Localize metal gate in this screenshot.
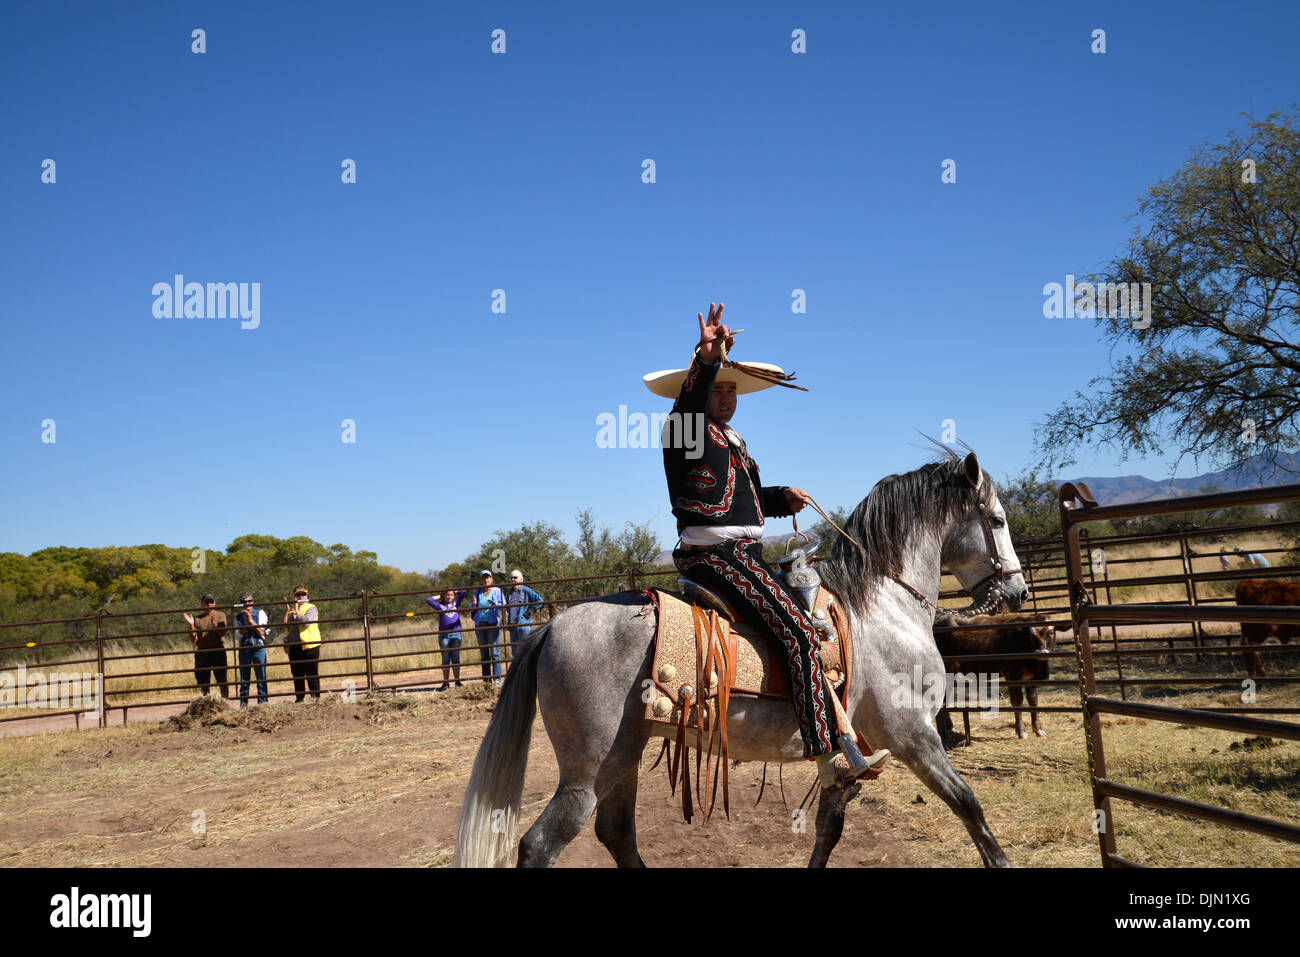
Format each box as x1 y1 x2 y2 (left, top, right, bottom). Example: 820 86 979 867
1058 481 1300 866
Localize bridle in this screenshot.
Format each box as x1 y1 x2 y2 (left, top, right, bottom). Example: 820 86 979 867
807 478 1023 617
955 483 1025 616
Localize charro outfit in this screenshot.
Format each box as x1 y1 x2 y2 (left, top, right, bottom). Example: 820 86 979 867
663 352 834 758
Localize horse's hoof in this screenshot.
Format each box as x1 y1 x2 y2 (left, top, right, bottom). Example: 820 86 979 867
829 781 862 812
1017 731 1029 739
1035 729 1047 737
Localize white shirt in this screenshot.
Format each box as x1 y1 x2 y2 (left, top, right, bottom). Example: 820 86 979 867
680 523 766 546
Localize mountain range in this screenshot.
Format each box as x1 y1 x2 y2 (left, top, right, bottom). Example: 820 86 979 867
1060 452 1300 506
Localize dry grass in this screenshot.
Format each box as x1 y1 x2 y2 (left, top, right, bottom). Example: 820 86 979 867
2 675 1297 867
857 675 1300 867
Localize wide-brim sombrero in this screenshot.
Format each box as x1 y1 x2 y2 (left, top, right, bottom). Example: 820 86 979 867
642 361 789 398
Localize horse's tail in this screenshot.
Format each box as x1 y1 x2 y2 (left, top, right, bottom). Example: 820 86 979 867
453 622 550 867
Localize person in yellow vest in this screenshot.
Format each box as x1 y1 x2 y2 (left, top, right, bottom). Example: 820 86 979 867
282 585 322 701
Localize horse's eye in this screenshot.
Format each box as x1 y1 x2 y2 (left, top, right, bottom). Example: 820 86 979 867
991 516 1005 528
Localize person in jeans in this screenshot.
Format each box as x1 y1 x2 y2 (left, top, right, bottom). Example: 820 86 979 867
503 570 544 663
282 585 322 701
233 591 269 706
183 594 229 698
425 588 466 690
467 571 505 685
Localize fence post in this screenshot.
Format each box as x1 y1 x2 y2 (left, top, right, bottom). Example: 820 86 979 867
1024 550 1039 612
1059 492 1117 865
1097 548 1126 700
627 570 637 593
94 609 107 729
361 591 375 696
1179 532 1205 663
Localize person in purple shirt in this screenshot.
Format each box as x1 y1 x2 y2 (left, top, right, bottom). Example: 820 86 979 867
425 588 467 690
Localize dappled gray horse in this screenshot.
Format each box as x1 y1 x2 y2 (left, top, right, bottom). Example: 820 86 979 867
454 452 1028 867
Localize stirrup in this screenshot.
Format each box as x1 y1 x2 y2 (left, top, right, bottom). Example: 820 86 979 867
817 738 890 790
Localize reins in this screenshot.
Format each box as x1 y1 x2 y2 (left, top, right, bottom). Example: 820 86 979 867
798 486 1023 617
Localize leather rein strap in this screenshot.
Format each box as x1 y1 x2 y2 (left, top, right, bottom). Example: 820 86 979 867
804 487 1021 615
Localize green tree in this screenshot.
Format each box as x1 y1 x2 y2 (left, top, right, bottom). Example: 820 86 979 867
1037 109 1300 475
998 472 1064 544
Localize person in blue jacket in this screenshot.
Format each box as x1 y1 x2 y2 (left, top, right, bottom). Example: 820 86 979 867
467 571 506 685
503 570 545 662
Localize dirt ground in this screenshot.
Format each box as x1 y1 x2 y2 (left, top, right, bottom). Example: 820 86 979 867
0 688 927 868
3 676 1296 868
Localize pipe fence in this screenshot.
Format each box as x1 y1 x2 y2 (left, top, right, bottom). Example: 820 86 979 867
3 516 1297 741
1056 481 1300 867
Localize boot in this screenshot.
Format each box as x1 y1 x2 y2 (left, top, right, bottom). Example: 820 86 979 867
816 743 890 790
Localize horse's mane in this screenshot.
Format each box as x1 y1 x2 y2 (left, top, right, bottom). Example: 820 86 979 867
819 457 991 613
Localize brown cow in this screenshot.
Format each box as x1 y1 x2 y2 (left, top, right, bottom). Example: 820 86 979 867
1234 578 1300 678
932 612 1060 743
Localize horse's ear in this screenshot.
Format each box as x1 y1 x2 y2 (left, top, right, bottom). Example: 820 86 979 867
963 451 982 490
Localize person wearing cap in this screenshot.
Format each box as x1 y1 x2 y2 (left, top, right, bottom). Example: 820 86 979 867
182 594 230 699
282 586 322 701
644 302 887 790
503 570 545 661
467 571 506 685
1235 546 1271 568
233 592 270 706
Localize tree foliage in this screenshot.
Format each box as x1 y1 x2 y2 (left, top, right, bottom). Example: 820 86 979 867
1037 109 1300 475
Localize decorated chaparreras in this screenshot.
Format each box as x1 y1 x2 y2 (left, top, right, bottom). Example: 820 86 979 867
644 302 890 789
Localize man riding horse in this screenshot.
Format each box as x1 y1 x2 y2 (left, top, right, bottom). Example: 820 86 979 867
645 302 889 789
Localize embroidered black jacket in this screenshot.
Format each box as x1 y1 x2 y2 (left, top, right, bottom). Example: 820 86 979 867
663 353 792 534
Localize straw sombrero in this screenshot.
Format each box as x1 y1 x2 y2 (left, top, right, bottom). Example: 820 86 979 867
643 361 792 398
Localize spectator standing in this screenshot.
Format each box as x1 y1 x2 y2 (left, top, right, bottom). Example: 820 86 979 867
425 588 467 691
1234 547 1272 568
233 591 269 707
183 594 230 698
1219 548 1231 571
503 570 544 662
282 585 322 701
468 571 505 685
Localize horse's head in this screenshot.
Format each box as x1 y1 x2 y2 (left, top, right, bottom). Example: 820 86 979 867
941 452 1029 612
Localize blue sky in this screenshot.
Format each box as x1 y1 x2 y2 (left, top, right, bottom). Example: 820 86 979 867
2 1 1297 573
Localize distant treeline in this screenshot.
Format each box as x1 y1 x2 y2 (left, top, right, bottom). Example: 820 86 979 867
0 512 666 660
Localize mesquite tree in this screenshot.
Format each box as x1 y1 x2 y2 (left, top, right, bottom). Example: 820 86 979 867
1037 109 1300 476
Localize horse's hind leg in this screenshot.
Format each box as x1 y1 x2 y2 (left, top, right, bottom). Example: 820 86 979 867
517 784 598 868
895 727 1009 868
594 766 645 868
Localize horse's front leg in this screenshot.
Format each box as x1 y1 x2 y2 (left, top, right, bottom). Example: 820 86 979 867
808 782 858 867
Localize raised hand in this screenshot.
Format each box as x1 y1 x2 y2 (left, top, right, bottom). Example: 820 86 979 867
697 302 733 363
